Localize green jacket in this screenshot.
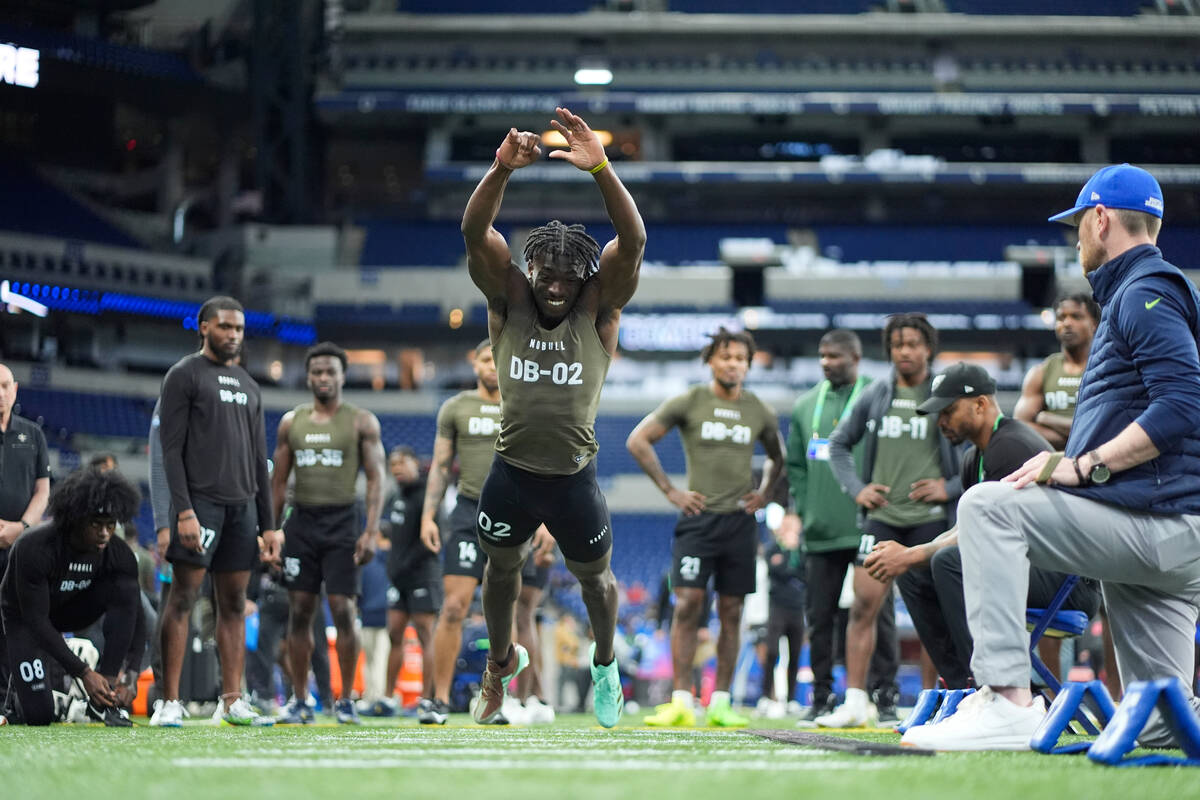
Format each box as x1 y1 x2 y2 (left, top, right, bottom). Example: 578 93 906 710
786 377 870 553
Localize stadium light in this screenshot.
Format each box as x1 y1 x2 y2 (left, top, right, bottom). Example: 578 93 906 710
574 61 612 86
542 129 614 147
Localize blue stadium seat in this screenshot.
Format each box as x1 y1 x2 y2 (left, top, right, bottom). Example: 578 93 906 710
0 160 142 248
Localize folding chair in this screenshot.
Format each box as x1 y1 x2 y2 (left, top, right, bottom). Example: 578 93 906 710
1027 574 1101 734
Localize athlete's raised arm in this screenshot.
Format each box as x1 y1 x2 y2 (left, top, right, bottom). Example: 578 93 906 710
462 127 542 302
548 107 645 313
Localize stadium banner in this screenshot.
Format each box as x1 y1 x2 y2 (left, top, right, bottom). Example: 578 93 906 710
318 90 1200 118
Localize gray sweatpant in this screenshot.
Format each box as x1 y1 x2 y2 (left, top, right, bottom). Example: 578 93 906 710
958 481 1200 747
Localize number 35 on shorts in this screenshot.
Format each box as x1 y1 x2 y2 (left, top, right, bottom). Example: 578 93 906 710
477 511 512 541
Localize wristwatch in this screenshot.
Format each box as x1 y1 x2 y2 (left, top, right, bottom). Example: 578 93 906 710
1087 449 1112 485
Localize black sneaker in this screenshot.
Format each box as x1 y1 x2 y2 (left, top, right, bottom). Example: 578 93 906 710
86 701 133 727
417 698 450 725
872 689 901 727
794 694 837 728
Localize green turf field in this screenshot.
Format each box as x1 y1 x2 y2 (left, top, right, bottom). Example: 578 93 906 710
3 713 1197 800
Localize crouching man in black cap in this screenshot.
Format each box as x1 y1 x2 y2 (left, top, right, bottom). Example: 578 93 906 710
0 467 146 726
863 363 1100 689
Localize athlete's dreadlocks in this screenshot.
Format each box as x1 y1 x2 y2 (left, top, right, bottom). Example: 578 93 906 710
523 220 601 279
882 312 938 359
700 326 757 364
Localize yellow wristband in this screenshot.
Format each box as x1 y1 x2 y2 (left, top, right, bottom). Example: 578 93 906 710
588 158 609 175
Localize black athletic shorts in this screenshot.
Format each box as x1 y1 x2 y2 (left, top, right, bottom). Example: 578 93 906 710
443 494 552 589
475 456 612 564
521 558 550 591
443 496 486 581
671 510 758 596
166 495 259 573
387 573 443 615
856 518 947 567
282 503 360 596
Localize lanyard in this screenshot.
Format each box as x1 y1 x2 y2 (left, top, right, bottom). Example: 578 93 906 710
978 413 1004 484
812 376 866 437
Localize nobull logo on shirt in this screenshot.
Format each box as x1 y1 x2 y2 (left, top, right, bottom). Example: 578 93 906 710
527 338 566 352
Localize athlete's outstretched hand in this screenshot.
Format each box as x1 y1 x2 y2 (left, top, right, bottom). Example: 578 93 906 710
355 528 378 565
667 487 706 516
420 518 441 553
496 128 542 170
548 107 607 172
258 529 284 566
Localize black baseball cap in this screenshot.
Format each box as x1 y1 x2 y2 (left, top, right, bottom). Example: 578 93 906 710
916 362 997 416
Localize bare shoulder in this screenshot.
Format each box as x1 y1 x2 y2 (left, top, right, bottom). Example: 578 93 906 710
356 408 382 436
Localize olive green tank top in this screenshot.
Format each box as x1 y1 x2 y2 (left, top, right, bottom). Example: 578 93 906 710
1040 352 1082 419
287 402 360 506
494 302 612 476
653 385 777 514
868 384 945 527
436 390 503 500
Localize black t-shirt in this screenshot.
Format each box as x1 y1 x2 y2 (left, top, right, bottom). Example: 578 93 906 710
0 523 139 677
961 416 1053 491
381 478 437 580
0 413 50 522
765 540 805 611
159 352 273 530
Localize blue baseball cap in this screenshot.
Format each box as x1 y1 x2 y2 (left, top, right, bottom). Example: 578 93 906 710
1049 163 1164 226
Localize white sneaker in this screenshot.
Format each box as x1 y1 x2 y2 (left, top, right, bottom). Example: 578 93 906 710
524 696 556 724
900 687 1045 751
756 699 786 720
501 694 530 725
149 699 186 728
786 700 803 717
66 698 90 724
815 697 876 728
216 697 276 727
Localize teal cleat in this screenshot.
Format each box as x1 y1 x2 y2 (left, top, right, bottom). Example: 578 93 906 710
589 642 624 729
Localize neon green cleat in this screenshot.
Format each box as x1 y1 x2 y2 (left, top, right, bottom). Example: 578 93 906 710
706 696 749 728
589 642 623 728
644 697 696 727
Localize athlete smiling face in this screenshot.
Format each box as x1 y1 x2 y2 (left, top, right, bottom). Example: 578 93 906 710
527 252 587 326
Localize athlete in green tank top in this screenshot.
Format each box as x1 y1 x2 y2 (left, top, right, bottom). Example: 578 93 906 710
461 107 645 728
286 402 361 506
867 384 945 527
270 342 386 723
417 340 557 723
1015 293 1099 448
627 327 786 727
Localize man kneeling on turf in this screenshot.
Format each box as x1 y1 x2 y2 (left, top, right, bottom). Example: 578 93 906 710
0 467 145 726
